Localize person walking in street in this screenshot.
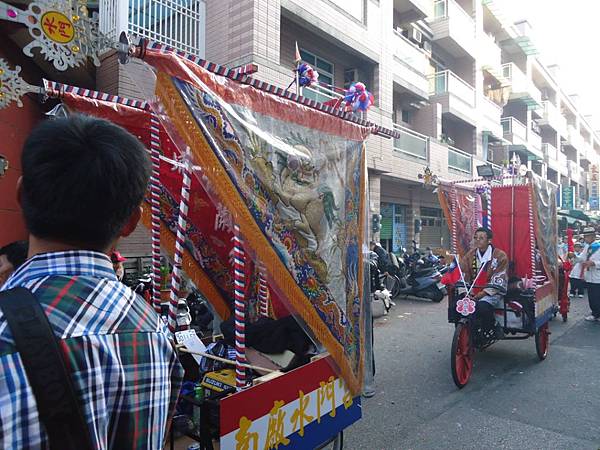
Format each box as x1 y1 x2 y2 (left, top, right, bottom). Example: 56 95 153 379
576 227 600 322
569 242 586 298
110 249 127 281
0 115 183 448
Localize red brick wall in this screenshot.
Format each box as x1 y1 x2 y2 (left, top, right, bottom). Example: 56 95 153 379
0 43 44 247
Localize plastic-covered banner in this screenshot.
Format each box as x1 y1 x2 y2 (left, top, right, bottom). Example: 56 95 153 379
531 174 559 294
145 50 370 394
438 185 482 256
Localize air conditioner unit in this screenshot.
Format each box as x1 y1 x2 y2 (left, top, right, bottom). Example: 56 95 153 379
421 40 432 53
409 28 423 44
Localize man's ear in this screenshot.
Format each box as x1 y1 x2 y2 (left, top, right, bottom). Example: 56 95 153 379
16 176 23 208
120 206 142 238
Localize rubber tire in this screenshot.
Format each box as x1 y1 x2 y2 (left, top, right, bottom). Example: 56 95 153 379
423 285 444 302
451 323 473 388
535 323 549 361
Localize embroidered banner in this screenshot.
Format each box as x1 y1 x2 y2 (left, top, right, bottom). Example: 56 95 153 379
145 50 370 394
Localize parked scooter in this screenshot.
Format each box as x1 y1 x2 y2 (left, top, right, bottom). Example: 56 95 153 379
396 243 446 302
369 251 394 314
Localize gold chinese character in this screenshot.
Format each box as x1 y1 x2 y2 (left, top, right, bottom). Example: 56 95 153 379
338 379 353 409
235 416 258 450
290 390 314 437
264 400 290 449
316 376 336 422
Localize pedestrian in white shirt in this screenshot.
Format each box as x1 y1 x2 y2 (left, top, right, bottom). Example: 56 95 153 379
575 227 600 321
569 242 586 298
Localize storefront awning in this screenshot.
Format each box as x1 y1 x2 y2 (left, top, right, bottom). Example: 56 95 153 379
558 209 590 222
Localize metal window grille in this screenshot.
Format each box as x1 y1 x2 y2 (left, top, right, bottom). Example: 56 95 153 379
100 0 205 56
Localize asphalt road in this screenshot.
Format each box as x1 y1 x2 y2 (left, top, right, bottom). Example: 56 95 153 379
345 294 600 450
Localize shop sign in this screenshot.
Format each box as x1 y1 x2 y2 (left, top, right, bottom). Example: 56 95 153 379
562 186 574 210
589 165 599 210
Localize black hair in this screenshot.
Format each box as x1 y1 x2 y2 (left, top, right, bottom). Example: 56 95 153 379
20 115 150 250
475 227 493 240
0 241 28 268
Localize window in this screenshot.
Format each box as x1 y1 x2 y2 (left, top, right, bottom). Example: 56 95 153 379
300 49 335 104
344 68 358 90
401 109 412 124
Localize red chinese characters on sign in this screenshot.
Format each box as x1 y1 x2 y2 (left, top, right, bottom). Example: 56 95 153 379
40 11 75 44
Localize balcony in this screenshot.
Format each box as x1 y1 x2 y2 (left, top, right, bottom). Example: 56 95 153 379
447 145 472 174
479 33 502 73
566 125 585 152
501 117 527 146
557 151 568 177
542 143 559 170
303 84 344 105
391 29 430 98
394 0 433 22
502 63 542 109
393 123 430 161
538 101 568 136
568 160 582 184
99 0 206 56
430 0 476 58
528 124 543 159
429 70 476 125
481 96 503 138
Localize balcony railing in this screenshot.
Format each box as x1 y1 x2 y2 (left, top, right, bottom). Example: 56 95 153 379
448 145 472 174
393 123 429 160
502 62 542 105
392 29 430 76
482 96 502 121
303 84 344 104
99 0 205 56
542 143 558 162
429 70 475 106
540 101 567 133
501 117 527 142
557 151 568 172
567 125 585 151
480 33 501 70
434 0 474 28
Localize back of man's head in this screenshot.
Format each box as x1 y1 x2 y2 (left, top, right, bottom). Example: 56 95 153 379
20 115 150 250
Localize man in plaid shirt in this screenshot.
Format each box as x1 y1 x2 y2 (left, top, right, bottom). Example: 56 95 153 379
0 115 183 448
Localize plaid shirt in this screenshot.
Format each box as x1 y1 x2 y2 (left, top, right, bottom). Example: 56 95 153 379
0 251 183 449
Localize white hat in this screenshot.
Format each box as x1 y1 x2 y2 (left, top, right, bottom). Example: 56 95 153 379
582 227 596 235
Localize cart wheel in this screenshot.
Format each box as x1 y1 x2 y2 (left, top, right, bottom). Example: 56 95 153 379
451 322 473 388
535 323 549 360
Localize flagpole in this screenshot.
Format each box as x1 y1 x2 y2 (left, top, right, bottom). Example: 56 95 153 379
294 41 301 96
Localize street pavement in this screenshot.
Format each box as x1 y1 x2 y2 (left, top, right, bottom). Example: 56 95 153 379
345 293 600 450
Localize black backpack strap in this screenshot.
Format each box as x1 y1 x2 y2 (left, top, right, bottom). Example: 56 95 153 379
0 287 94 450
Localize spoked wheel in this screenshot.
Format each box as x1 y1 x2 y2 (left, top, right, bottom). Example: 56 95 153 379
535 323 550 360
451 322 473 388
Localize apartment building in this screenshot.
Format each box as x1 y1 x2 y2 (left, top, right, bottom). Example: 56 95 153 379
96 0 600 252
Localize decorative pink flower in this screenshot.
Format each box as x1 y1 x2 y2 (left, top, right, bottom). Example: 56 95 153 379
456 297 476 316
